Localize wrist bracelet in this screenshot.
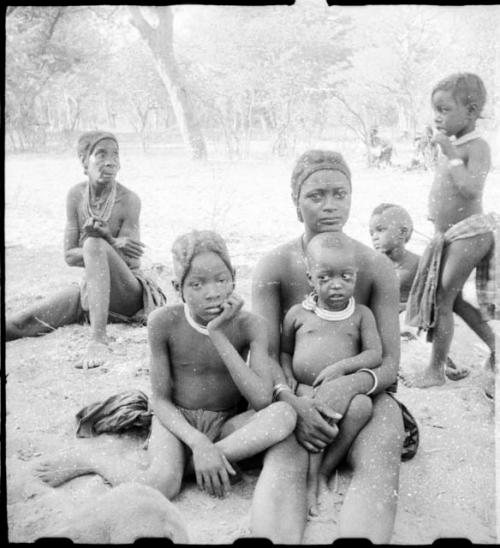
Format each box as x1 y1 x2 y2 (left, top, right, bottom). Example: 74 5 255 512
359 368 378 396
272 383 292 402
448 158 464 168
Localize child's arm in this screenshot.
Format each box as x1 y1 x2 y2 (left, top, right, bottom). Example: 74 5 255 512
312 307 382 387
279 308 299 392
207 293 273 410
433 134 491 198
148 309 235 498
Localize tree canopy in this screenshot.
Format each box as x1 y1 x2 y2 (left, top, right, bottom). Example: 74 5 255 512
5 4 499 158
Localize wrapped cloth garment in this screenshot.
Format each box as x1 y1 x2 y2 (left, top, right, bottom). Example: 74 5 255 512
406 212 499 341
76 390 153 438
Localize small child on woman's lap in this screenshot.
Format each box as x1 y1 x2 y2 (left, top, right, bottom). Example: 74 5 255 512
279 232 382 516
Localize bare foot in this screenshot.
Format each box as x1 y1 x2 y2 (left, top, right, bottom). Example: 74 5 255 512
77 340 112 369
34 453 95 487
444 356 470 381
402 366 446 388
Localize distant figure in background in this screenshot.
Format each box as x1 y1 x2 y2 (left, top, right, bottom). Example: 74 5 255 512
409 126 438 171
369 127 393 168
6 131 166 369
406 73 498 397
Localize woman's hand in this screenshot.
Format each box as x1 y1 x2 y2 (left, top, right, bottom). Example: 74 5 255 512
293 396 342 453
111 236 146 258
191 436 236 498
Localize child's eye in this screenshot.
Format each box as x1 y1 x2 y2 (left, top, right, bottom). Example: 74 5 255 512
307 192 323 201
216 278 229 285
342 273 354 281
190 282 202 289
334 191 347 199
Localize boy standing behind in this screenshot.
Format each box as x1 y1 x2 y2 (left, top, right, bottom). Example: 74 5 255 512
369 203 419 313
406 73 498 393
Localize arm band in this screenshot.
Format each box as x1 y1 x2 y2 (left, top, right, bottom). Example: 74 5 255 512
359 368 378 396
272 383 292 402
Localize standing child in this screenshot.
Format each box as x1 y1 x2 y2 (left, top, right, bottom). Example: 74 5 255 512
279 232 382 516
36 230 296 502
406 73 498 394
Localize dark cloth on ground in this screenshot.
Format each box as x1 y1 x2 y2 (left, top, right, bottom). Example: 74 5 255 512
76 390 152 438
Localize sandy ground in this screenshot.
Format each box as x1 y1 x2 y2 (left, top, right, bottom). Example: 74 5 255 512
5 146 499 543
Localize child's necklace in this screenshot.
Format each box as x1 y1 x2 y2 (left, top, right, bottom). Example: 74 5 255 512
302 293 355 321
184 303 210 336
452 129 482 147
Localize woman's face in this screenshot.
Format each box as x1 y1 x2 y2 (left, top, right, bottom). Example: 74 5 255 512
296 170 351 234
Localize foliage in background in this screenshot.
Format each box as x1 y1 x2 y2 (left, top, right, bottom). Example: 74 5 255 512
5 4 499 161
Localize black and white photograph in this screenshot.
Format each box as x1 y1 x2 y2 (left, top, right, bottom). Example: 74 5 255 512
4 2 499 544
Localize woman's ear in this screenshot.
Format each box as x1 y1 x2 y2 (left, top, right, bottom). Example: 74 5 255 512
296 207 304 223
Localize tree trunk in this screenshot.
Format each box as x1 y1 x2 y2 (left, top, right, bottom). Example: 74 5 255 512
128 6 207 160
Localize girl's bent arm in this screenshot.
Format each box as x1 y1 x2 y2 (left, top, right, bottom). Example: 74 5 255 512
209 312 273 410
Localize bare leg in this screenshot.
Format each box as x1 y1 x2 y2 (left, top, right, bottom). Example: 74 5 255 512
35 417 186 500
251 434 309 543
307 452 322 517
80 237 143 368
6 285 82 341
414 233 494 388
340 393 404 543
454 293 496 364
318 395 373 483
216 401 297 462
35 403 296 499
302 391 373 517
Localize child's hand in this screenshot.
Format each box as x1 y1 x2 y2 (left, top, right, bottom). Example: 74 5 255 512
431 132 456 158
207 294 244 332
312 362 346 387
192 437 236 498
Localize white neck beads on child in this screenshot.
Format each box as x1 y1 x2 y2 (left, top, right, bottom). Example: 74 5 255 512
184 303 210 336
302 294 355 321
